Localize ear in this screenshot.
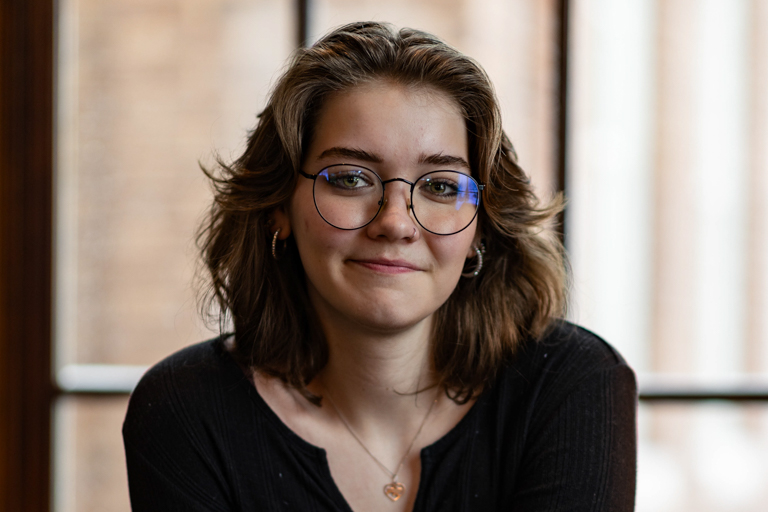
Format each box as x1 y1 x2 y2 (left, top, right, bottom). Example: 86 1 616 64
270 206 292 240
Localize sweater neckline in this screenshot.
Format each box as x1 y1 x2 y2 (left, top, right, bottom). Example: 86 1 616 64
215 338 490 460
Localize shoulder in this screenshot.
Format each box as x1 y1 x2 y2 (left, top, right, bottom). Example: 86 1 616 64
123 336 251 443
127 337 229 410
517 319 633 377
122 339 264 508
538 320 631 372
498 320 637 413
486 322 638 509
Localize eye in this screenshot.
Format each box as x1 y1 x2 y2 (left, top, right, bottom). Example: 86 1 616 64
319 165 379 194
332 173 366 188
421 178 459 197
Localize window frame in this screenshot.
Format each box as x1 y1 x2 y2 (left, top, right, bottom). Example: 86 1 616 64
0 0 55 510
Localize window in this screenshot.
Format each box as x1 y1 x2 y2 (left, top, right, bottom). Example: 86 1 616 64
50 2 563 510
567 1 768 510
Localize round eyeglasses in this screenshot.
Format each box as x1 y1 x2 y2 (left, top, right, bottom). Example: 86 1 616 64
298 164 484 235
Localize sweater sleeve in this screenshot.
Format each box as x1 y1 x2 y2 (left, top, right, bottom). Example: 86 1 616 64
123 439 231 512
512 359 638 511
122 344 236 512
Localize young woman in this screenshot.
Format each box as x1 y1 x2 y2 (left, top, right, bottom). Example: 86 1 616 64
123 22 637 512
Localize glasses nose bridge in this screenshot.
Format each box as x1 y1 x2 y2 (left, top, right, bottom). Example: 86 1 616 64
379 176 415 209
381 176 415 191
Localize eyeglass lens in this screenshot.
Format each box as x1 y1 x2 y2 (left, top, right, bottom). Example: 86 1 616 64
312 165 481 235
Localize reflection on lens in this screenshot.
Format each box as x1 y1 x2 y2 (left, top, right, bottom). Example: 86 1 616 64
413 172 480 235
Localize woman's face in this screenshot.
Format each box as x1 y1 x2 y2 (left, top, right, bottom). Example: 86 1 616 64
283 81 477 334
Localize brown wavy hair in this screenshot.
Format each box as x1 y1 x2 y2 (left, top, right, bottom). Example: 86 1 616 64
197 21 567 404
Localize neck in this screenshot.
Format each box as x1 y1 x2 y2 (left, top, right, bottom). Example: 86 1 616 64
310 312 439 431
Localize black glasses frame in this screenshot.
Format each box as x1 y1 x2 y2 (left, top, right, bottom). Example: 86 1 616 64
298 164 485 236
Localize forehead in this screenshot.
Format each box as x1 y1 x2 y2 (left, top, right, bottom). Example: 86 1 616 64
324 80 463 119
305 81 468 166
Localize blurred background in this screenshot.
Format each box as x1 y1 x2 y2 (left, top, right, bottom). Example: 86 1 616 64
2 0 768 510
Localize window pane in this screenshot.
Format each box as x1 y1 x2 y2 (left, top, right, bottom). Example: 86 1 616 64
309 0 561 196
54 1 294 508
55 0 294 367
567 0 768 379
638 402 768 512
54 396 131 512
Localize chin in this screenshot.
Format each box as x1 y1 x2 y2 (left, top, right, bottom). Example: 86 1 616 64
309 281 445 334
350 303 436 334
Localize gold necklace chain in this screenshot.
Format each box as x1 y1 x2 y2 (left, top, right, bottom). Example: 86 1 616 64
323 388 438 502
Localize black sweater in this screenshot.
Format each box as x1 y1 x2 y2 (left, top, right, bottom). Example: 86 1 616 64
123 321 637 511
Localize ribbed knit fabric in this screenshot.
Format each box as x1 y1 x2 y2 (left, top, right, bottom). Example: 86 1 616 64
123 321 637 511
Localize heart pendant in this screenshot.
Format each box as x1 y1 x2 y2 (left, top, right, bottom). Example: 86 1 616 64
384 482 405 501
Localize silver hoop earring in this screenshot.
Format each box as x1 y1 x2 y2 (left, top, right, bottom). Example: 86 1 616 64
461 242 486 278
271 228 281 260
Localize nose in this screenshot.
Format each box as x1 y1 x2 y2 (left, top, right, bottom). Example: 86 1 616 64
365 183 419 241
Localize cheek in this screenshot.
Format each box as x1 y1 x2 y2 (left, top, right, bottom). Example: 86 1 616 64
288 188 321 246
431 235 475 274
289 204 346 272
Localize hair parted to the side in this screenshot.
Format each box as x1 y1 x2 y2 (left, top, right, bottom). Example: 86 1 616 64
197 21 567 405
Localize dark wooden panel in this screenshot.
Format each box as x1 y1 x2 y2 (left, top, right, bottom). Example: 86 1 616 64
555 0 569 245
0 0 54 510
297 0 309 47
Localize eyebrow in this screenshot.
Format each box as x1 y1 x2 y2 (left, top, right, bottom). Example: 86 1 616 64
317 147 383 163
419 153 470 170
316 147 470 170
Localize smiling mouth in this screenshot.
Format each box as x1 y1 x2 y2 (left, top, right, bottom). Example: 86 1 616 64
349 259 422 274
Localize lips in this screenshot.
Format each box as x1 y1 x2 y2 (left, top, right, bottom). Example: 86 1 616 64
349 258 423 274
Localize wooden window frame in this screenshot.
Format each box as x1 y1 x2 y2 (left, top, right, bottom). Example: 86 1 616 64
0 0 55 510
